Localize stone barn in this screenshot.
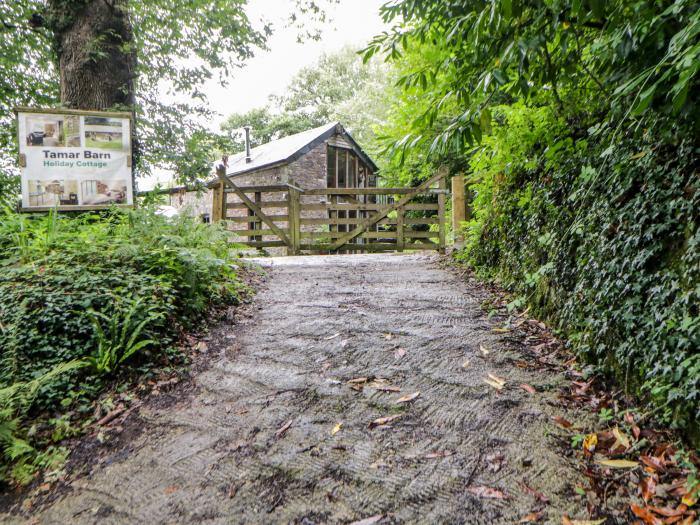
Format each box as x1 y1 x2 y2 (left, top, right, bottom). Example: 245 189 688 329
162 122 379 253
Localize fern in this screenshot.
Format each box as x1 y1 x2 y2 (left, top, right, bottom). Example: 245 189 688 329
83 298 160 375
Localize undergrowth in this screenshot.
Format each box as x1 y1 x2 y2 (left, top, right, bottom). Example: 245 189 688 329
458 105 699 441
0 206 246 485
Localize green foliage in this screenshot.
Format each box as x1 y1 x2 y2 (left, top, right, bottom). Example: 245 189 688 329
367 0 700 155
371 0 700 439
457 104 699 435
83 298 160 375
0 360 87 484
0 0 339 185
0 206 246 484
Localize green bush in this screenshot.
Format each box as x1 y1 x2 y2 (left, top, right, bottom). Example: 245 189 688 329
0 206 246 483
460 106 700 437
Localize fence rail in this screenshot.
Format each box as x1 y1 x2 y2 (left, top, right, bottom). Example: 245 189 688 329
211 168 448 255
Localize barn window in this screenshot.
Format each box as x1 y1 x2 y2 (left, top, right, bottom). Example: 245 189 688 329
327 147 336 187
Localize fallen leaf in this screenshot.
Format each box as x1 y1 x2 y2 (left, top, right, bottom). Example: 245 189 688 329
682 484 699 507
561 517 606 525
348 377 369 384
521 483 550 503
633 425 641 440
552 416 573 428
368 414 402 428
466 485 509 499
624 412 635 425
396 391 420 404
164 485 179 495
597 458 639 469
612 426 631 450
492 327 511 333
630 503 663 525
349 515 384 525
384 333 394 340
275 419 293 438
394 347 406 359
583 433 598 453
324 333 341 340
648 505 686 517
479 344 490 356
640 455 666 472
640 476 657 502
331 423 342 436
519 511 544 523
520 384 536 394
484 374 506 390
462 358 471 368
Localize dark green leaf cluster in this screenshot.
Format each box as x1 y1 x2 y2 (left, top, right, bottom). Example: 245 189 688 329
458 107 700 436
0 207 244 408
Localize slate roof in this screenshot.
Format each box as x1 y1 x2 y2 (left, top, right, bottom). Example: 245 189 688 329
225 122 378 177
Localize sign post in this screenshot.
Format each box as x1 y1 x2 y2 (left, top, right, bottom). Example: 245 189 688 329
15 108 134 211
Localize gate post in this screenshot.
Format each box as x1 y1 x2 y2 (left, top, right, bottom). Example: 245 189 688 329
287 186 301 255
437 167 448 254
452 174 466 249
396 205 405 252
212 180 224 222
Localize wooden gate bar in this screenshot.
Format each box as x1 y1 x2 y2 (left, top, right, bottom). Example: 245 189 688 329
327 170 448 251
216 166 291 247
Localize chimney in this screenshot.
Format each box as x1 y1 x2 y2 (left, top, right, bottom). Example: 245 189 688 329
244 126 252 163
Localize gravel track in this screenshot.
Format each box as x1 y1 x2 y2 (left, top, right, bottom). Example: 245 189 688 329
10 253 586 524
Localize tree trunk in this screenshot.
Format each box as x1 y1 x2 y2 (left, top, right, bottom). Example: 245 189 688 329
50 0 136 111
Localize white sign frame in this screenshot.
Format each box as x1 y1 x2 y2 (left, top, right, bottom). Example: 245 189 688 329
15 107 134 212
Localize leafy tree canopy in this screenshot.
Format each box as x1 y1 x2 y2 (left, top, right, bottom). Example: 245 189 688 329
365 0 700 157
0 0 338 197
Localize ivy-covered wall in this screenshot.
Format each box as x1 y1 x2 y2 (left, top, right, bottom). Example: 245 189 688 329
460 105 699 437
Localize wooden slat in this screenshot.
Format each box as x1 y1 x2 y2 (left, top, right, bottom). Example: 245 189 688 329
404 230 439 238
300 203 438 212
298 217 437 226
303 188 444 196
229 229 285 237
227 200 288 210
329 171 448 251
216 168 291 247
300 231 398 240
227 215 289 223
406 242 440 251
300 243 399 252
224 184 289 193
235 241 287 248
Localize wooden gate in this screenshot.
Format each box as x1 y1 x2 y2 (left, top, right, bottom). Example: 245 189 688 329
212 168 448 255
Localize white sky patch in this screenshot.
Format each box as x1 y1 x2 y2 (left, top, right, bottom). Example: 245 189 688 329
141 0 389 190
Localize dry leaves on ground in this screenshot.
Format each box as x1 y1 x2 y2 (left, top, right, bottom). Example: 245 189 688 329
395 391 420 404
368 414 402 429
466 485 509 499
275 419 293 438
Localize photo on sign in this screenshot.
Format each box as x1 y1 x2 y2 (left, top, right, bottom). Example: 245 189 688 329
80 178 129 205
26 179 79 207
24 115 80 147
84 117 125 151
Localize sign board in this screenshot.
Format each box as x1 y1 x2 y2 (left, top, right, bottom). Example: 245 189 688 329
15 108 133 211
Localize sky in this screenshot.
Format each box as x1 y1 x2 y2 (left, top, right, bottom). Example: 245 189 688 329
143 0 389 189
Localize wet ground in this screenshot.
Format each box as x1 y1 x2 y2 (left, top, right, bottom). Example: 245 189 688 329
6 253 588 524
